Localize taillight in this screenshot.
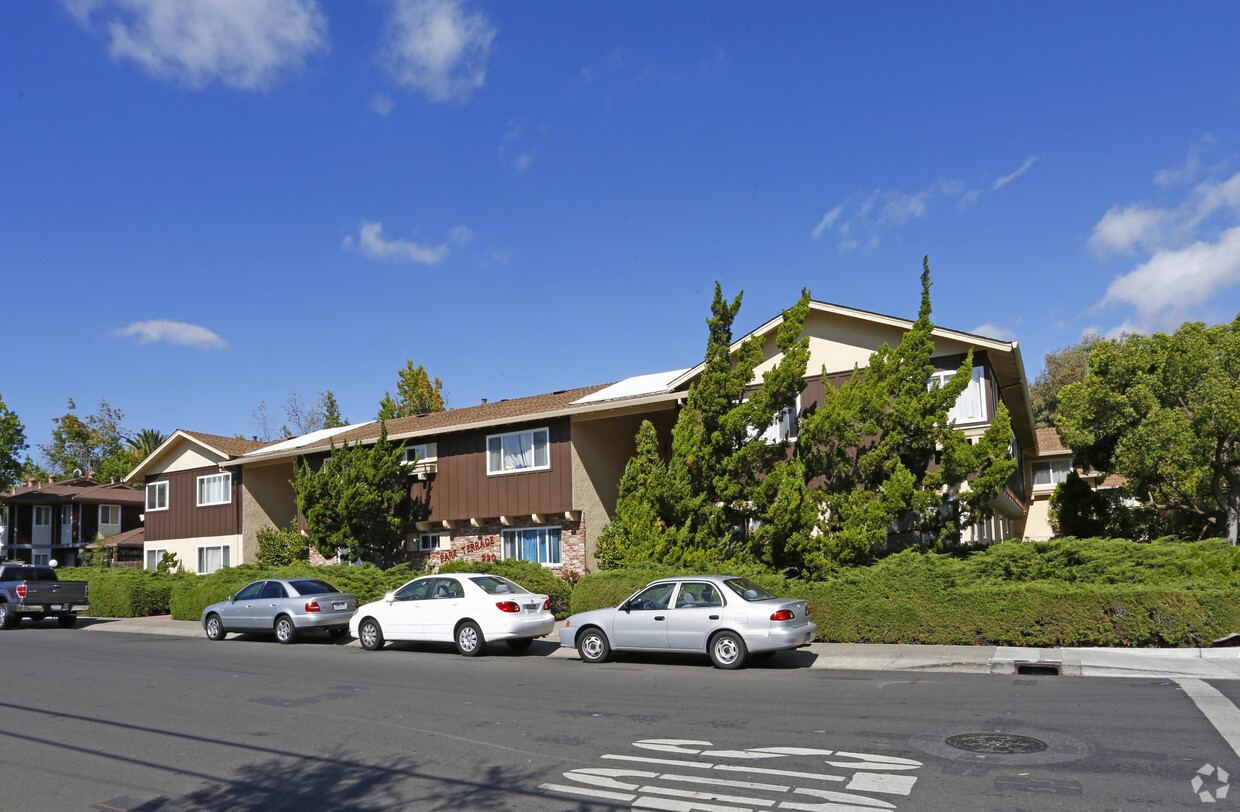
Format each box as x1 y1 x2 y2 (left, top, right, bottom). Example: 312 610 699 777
305 600 321 613
770 609 794 621
496 601 520 613
542 599 550 611
16 585 26 599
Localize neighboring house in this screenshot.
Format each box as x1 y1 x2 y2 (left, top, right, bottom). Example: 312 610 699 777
126 299 1039 574
123 432 270 574
0 476 144 566
1021 427 1124 541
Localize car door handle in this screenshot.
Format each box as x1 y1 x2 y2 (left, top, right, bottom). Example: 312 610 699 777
653 616 666 621
709 615 720 620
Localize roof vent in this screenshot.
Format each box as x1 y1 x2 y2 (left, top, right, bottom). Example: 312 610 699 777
481 399 487 405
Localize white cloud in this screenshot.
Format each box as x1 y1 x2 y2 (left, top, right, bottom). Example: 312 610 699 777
1089 204 1170 256
115 320 229 350
63 0 329 91
515 154 532 173
971 323 1017 341
992 155 1039 190
810 206 842 240
812 179 964 251
342 221 455 264
369 93 395 116
448 225 472 245
379 0 496 103
1154 135 1216 187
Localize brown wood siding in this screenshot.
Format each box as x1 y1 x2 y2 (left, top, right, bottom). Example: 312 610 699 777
412 418 574 522
144 466 242 542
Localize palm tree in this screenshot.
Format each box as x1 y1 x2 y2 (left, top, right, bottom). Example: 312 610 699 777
126 428 170 460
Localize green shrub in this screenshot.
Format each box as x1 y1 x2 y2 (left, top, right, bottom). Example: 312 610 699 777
438 558 574 618
256 522 310 566
58 567 187 617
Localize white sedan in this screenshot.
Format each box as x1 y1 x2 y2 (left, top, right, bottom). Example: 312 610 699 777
559 575 817 669
349 573 555 656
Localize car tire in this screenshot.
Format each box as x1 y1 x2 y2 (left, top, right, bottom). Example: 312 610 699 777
274 615 298 644
709 630 748 670
328 628 349 640
0 603 15 630
204 613 227 641
455 621 485 656
359 618 384 651
57 615 77 629
577 628 611 664
506 637 533 653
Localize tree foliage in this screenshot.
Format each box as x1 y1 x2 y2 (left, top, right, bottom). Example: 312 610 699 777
253 388 347 440
598 258 1018 578
126 428 170 460
377 361 446 419
292 424 424 567
39 397 134 482
1030 334 1102 428
0 394 28 493
256 521 310 566
1058 317 1240 544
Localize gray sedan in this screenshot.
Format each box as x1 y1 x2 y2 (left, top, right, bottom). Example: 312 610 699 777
201 578 358 644
559 575 817 669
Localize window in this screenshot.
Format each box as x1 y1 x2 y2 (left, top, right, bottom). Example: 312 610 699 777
501 526 561 565
759 395 801 444
98 504 121 538
487 428 550 474
197 472 231 507
675 582 723 609
1032 459 1073 489
234 581 263 601
723 577 778 602
628 583 674 611
259 581 288 599
394 578 434 601
928 367 988 424
403 443 436 464
430 578 465 599
197 544 231 575
33 506 51 527
417 533 441 552
33 552 50 566
146 481 168 512
145 548 167 571
469 575 528 595
288 579 339 596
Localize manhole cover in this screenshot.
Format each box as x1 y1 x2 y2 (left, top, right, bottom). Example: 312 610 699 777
946 733 1049 754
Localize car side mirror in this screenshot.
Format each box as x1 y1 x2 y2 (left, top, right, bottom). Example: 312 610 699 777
227 594 236 602
384 592 396 603
620 601 631 613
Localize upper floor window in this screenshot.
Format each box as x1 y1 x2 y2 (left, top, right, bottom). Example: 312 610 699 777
759 395 801 444
928 367 987 424
197 472 231 507
99 504 121 537
146 481 168 512
1032 459 1073 489
33 506 51 527
403 443 437 464
487 428 549 474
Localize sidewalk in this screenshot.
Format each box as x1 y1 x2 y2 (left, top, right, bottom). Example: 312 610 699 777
78 615 1240 680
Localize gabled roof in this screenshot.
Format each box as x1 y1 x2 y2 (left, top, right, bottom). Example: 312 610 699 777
2 477 144 506
1035 427 1070 456
124 430 273 483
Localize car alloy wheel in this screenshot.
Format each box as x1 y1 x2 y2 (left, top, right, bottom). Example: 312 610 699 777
274 615 297 644
359 619 384 651
205 614 226 641
455 621 484 656
709 630 748 670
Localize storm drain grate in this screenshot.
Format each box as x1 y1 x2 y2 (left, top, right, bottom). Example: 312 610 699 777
946 733 1049 754
1015 661 1062 676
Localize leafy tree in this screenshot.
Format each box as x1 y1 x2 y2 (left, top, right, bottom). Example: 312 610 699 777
1057 317 1240 543
1030 334 1103 428
126 428 170 460
377 361 446 419
0 394 28 493
39 397 134 482
798 258 1017 569
292 423 422 567
321 390 347 429
1048 471 1110 539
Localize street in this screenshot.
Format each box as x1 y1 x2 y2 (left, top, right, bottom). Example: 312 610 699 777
3 625 1239 811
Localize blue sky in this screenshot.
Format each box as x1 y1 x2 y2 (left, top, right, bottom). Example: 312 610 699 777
4 1 1240 458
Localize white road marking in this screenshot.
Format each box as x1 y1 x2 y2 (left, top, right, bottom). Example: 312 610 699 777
844 773 918 796
1178 679 1240 760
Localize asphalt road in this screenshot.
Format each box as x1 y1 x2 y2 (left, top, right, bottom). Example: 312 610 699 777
4 625 1240 811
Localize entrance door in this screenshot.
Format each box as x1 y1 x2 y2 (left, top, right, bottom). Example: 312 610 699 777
32 506 52 547
60 505 73 545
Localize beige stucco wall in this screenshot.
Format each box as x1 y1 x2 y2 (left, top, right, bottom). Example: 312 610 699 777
1024 496 1055 541
143 534 241 573
146 441 226 475
571 408 676 571
239 461 298 565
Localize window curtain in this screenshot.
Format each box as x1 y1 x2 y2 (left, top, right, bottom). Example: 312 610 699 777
502 433 533 470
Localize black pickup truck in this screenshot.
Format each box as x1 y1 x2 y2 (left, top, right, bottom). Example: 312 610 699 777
0 564 90 628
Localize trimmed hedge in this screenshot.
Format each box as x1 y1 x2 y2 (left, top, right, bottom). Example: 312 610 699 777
58 567 188 617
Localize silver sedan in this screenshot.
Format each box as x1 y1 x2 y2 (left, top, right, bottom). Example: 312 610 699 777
201 578 358 644
559 575 817 669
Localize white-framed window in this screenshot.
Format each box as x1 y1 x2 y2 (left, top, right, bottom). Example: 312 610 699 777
403 443 437 464
336 547 364 567
487 428 550 474
145 547 167 571
759 395 801 444
1032 459 1073 489
60 505 74 545
196 544 231 575
33 506 51 527
928 367 988 424
408 532 441 552
146 481 168 512
98 504 121 537
196 472 231 507
33 552 50 566
501 526 561 566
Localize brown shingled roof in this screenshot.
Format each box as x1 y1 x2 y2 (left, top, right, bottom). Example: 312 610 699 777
180 430 272 458
242 382 618 460
1035 427 1069 455
3 477 144 505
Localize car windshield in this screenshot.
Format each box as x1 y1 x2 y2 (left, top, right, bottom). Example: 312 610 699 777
469 576 529 595
723 578 778 602
288 579 339 596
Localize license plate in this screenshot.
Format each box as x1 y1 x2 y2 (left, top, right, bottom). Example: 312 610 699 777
332 601 347 611
48 604 64 612
524 604 537 613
